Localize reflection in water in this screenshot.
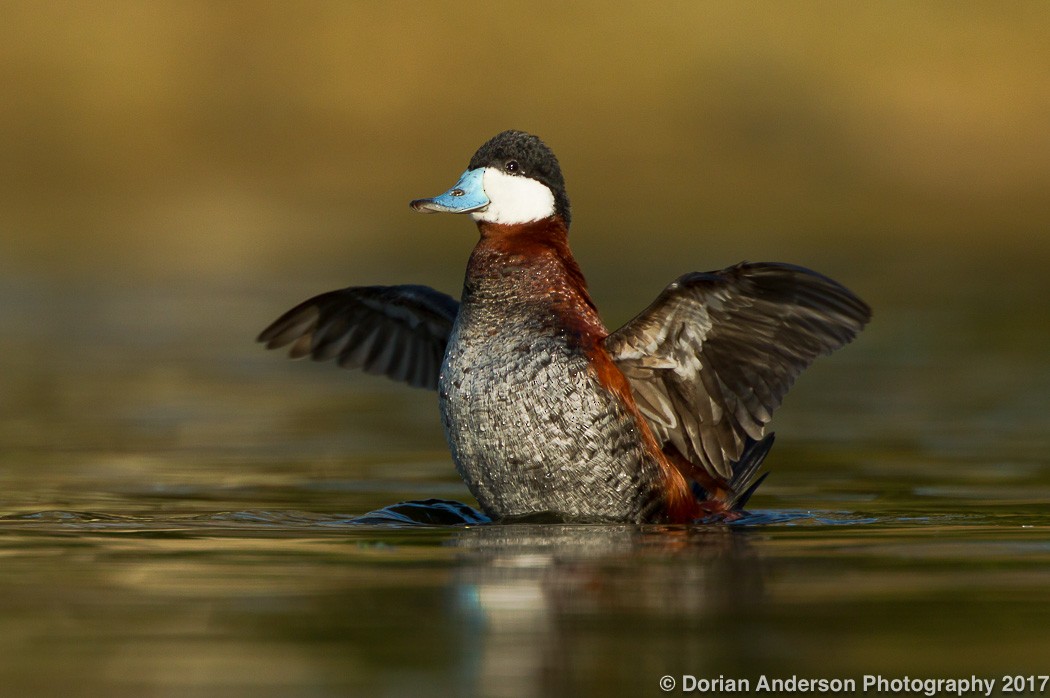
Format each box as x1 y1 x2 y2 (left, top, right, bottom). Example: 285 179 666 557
448 524 765 698
2 506 1050 695
0 508 770 696
341 499 770 694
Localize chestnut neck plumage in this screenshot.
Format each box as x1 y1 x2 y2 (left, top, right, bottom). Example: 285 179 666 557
465 215 607 346
460 214 711 523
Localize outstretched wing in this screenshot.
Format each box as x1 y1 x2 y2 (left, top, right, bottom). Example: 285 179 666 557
257 284 459 390
604 262 871 479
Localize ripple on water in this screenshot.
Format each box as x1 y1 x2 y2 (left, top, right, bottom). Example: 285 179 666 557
2 500 1046 533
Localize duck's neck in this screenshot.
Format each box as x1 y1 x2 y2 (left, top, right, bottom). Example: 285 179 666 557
464 216 606 342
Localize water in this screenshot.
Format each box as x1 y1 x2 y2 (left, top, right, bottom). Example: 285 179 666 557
2 512 1048 697
2 274 1049 697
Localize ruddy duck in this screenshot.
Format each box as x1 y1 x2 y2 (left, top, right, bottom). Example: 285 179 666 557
259 130 870 523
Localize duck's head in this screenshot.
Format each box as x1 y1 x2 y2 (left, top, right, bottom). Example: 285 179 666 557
410 130 571 227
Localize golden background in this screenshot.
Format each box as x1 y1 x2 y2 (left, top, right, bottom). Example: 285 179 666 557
3 1 1047 305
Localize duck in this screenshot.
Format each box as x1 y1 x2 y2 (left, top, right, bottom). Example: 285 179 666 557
258 130 871 524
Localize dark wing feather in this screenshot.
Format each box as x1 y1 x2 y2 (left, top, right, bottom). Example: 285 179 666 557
605 262 871 479
257 284 459 390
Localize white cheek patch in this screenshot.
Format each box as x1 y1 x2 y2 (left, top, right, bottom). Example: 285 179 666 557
470 168 556 225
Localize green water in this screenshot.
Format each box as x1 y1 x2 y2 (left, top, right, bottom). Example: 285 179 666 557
1 274 1048 697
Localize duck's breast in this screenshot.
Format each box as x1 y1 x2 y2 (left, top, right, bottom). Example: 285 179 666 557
438 298 665 522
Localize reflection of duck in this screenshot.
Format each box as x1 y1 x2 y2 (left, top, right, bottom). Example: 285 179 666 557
447 524 765 698
260 130 871 524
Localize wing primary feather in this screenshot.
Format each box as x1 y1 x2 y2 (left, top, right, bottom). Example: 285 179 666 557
258 285 459 390
605 261 869 481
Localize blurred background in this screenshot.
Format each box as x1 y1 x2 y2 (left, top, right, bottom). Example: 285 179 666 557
1 0 1048 499
3 1 1048 283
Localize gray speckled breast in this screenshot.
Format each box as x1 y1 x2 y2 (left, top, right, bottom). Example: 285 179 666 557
438 295 666 523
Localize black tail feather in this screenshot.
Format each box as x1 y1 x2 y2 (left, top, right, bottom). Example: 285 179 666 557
727 433 775 509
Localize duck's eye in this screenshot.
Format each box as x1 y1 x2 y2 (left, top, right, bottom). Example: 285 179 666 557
505 160 519 173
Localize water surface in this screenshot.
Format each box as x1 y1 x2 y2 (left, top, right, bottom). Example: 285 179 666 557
1 276 1048 697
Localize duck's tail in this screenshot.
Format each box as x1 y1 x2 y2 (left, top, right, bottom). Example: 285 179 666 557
664 433 776 521
725 433 775 510
684 433 775 512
